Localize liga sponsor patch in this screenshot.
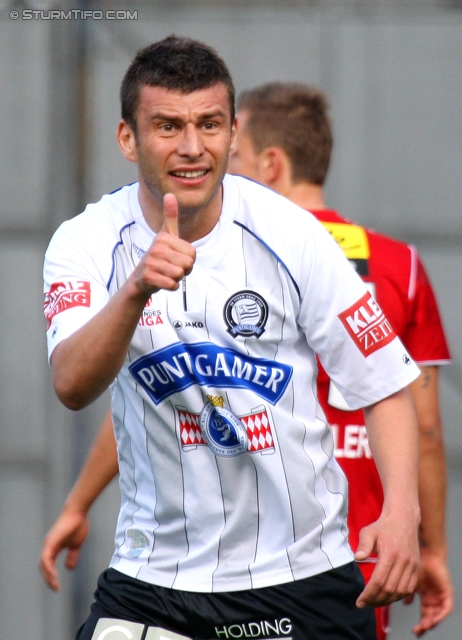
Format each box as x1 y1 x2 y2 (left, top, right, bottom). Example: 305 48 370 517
338 292 396 357
44 280 91 329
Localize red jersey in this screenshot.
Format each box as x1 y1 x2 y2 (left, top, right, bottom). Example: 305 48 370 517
314 210 451 552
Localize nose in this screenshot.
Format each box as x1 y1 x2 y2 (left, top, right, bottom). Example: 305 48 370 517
177 123 204 159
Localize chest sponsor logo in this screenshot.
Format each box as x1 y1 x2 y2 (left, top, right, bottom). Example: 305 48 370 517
44 280 91 329
224 290 268 338
178 396 275 457
129 341 292 405
338 292 396 357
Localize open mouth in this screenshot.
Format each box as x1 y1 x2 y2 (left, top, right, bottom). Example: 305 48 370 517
171 169 209 179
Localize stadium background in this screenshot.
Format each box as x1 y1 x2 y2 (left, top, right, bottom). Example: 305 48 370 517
0 0 461 638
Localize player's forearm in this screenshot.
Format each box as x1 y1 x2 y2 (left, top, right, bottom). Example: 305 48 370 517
410 366 449 555
64 410 119 514
52 279 150 410
355 388 420 608
417 425 448 555
363 387 420 519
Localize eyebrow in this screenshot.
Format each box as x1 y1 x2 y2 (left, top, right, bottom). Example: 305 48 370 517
149 109 227 124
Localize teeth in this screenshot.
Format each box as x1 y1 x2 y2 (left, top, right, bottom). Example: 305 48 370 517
173 170 207 178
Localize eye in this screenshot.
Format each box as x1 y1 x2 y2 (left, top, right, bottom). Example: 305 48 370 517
160 123 176 132
203 122 218 130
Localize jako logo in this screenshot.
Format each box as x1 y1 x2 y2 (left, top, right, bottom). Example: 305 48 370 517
175 321 204 330
338 292 396 357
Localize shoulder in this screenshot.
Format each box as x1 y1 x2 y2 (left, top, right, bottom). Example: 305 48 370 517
63 182 136 235
364 227 419 290
225 175 327 249
365 226 413 257
47 183 138 253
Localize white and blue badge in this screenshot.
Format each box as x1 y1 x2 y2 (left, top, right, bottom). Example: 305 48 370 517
224 290 268 338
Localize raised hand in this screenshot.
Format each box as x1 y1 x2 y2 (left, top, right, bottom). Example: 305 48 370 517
131 193 196 297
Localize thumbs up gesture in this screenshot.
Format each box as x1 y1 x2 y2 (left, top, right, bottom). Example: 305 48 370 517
131 193 196 297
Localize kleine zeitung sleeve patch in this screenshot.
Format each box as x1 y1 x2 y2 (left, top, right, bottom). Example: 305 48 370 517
338 291 396 357
44 280 91 330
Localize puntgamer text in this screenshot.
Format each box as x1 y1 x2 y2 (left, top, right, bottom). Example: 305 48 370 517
129 341 292 405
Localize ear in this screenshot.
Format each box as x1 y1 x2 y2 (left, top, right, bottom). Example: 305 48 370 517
117 120 137 163
258 147 285 185
229 116 238 155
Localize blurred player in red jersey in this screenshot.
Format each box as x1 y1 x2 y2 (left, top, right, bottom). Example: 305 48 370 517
228 82 453 639
40 80 450 639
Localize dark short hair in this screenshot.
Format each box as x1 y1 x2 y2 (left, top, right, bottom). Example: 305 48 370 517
121 35 235 132
237 82 333 185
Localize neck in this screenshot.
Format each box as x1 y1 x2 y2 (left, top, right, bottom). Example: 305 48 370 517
137 180 223 243
280 182 327 211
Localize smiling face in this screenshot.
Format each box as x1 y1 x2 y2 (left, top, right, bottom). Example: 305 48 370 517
118 82 237 237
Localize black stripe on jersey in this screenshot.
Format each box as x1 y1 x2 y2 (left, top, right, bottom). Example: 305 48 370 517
182 278 187 311
170 397 191 589
232 221 300 299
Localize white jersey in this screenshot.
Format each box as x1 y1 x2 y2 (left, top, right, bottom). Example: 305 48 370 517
44 175 419 592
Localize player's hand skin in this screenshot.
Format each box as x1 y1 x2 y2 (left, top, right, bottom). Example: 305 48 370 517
39 411 118 590
404 549 453 637
39 507 89 591
354 506 420 609
130 193 196 298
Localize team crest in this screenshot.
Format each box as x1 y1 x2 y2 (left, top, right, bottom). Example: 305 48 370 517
177 396 275 457
200 396 248 457
223 290 268 338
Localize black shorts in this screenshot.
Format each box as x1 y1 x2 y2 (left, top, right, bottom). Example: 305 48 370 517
76 563 376 640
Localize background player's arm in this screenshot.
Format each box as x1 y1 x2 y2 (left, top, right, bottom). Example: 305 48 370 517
406 365 453 637
39 410 118 591
355 387 420 609
51 195 195 410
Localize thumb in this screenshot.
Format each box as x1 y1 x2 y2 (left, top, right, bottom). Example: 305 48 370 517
161 193 179 236
354 525 376 562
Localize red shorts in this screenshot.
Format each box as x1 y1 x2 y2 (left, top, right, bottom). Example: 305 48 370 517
358 562 390 640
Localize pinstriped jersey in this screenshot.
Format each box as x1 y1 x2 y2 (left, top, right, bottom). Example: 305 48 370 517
43 176 420 592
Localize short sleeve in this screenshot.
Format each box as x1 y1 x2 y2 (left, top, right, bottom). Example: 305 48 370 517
295 221 421 409
43 220 111 361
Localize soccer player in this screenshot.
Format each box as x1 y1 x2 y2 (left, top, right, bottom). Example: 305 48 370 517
43 38 421 640
227 82 453 639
